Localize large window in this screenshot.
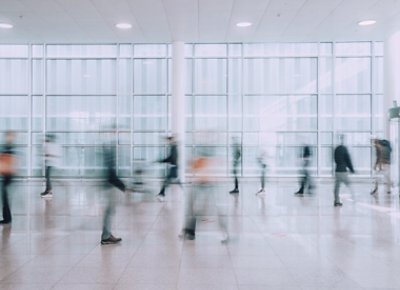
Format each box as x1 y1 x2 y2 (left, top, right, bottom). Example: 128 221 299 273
186 42 384 177
0 42 384 178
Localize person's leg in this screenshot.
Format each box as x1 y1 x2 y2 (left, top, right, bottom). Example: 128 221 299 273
296 167 306 194
230 167 239 193
215 188 228 242
383 165 391 193
260 166 265 190
45 166 52 193
334 173 342 204
371 169 379 194
182 187 196 239
1 176 12 223
101 188 117 242
158 167 173 197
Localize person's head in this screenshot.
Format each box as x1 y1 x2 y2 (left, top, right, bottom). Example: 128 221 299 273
166 136 175 144
338 134 345 145
45 134 55 143
5 131 15 144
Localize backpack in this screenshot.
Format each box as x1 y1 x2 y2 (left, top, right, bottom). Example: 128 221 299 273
379 139 392 151
379 139 392 163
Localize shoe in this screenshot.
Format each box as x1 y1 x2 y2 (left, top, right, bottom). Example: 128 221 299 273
334 202 343 207
256 189 265 195
221 233 229 243
179 230 195 240
294 191 304 196
41 191 53 199
229 189 239 194
0 220 11 225
101 235 122 245
156 194 165 202
370 188 377 195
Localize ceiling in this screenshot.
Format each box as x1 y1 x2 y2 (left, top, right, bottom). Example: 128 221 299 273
1 0 400 43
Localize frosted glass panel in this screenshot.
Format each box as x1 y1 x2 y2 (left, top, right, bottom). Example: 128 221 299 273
47 60 116 95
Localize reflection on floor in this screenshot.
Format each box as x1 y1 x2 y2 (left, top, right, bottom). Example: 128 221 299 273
1 179 400 290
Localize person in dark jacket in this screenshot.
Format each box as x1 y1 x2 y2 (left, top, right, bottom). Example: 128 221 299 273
295 145 314 195
333 135 355 207
0 131 16 225
101 131 126 245
156 136 178 202
371 138 392 195
230 137 241 194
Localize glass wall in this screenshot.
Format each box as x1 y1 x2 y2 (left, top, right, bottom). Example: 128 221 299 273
0 42 383 178
0 44 170 178
185 42 384 177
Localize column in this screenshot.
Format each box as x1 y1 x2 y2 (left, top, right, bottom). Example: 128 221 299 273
171 41 186 182
384 31 400 137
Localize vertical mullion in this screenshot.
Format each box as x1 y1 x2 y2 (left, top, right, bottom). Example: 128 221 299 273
131 44 135 175
226 44 230 178
116 44 120 175
43 44 47 178
316 53 320 177
371 41 375 177
28 44 33 178
332 42 336 177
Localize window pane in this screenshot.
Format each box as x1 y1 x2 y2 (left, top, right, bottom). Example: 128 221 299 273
335 58 371 93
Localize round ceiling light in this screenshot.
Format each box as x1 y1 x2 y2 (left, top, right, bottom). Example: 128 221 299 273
236 22 252 28
116 23 132 29
0 23 13 29
358 20 376 26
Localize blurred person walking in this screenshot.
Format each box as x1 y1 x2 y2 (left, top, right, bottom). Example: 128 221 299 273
40 134 61 199
0 131 17 225
333 135 355 207
101 129 126 245
295 144 314 196
229 137 241 194
181 147 229 242
156 136 179 202
256 150 267 195
371 138 392 195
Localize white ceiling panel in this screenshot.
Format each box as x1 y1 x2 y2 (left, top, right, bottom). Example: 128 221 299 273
226 0 271 42
162 0 198 42
255 0 307 40
1 0 400 43
198 0 233 42
126 0 171 42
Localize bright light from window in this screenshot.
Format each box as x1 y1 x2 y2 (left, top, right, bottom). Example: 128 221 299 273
236 22 252 28
116 23 132 29
358 20 376 26
0 23 13 29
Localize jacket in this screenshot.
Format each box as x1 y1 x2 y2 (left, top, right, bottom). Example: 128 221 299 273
334 145 355 173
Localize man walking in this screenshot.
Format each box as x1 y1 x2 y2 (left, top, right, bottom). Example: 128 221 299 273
295 144 314 196
371 138 392 195
100 130 126 245
156 136 178 202
230 137 241 194
40 134 61 199
333 135 355 207
0 131 16 225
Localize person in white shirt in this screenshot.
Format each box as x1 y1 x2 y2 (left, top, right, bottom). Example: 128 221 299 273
40 134 61 198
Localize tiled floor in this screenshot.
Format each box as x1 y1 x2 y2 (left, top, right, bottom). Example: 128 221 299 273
1 179 400 290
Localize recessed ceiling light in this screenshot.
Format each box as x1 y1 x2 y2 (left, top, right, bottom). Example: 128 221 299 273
0 23 13 29
358 20 376 26
236 22 252 28
116 23 132 29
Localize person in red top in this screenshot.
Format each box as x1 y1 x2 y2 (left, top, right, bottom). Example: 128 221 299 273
0 131 16 225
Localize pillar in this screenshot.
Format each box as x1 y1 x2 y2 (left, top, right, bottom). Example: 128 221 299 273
384 31 400 137
171 41 186 182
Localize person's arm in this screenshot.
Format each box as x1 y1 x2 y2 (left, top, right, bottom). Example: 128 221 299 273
345 148 355 173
